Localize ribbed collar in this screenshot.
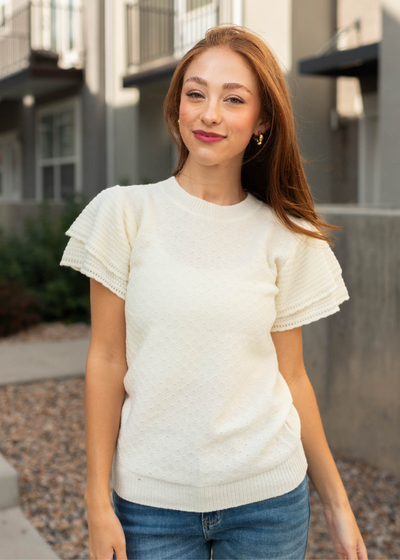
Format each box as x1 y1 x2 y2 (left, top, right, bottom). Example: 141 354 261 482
160 175 262 221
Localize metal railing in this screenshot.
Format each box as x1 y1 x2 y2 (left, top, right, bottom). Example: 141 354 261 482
316 18 362 56
126 0 220 68
0 1 84 80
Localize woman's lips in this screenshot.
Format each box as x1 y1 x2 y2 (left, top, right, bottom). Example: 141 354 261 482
193 131 226 143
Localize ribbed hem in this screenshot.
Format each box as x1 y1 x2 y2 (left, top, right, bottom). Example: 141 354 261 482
111 440 308 513
159 175 262 221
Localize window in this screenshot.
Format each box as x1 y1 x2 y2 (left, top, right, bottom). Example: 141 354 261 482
36 97 81 201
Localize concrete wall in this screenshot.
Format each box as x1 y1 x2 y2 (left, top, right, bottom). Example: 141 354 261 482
378 0 400 208
331 116 358 204
302 206 400 477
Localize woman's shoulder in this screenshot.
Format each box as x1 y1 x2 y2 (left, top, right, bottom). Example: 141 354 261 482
259 204 322 269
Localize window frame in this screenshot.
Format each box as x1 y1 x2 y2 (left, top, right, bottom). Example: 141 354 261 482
35 95 82 202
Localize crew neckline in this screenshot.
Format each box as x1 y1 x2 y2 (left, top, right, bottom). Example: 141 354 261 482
161 175 261 220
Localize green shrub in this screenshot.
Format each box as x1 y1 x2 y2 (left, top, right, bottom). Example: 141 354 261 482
0 191 93 333
0 279 44 337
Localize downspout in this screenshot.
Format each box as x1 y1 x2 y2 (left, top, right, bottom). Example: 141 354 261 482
105 0 114 187
232 0 243 25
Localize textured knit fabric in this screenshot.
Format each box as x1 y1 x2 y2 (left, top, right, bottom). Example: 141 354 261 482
59 175 350 512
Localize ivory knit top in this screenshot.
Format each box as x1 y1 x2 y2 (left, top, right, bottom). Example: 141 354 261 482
59 175 350 512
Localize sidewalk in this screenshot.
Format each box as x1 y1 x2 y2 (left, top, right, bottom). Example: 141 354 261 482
0 441 61 559
0 337 89 559
0 505 60 560
0 338 90 385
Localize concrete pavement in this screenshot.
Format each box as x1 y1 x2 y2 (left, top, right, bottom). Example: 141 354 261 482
0 505 60 560
0 451 61 560
0 338 90 385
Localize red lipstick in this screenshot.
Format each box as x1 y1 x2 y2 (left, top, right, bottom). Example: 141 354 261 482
193 129 226 143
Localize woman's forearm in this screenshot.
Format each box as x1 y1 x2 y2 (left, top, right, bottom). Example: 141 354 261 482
288 372 350 510
83 355 127 509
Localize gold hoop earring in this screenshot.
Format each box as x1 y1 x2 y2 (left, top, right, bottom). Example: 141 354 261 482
255 133 263 146
178 119 180 124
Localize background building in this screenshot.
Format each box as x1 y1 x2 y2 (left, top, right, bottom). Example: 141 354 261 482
1 0 398 209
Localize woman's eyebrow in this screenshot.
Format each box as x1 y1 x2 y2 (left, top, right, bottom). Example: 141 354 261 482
183 76 252 95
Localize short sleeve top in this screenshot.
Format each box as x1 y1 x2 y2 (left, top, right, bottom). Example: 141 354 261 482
59 176 350 512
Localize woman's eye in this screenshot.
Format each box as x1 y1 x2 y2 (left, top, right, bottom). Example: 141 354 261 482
186 92 244 104
227 97 244 104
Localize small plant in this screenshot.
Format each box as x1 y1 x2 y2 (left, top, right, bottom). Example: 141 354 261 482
0 191 93 336
118 175 131 186
0 279 44 337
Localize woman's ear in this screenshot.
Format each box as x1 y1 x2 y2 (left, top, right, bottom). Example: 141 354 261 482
261 120 271 134
255 119 271 136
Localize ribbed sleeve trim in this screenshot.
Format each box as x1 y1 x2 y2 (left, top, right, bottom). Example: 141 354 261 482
60 237 128 300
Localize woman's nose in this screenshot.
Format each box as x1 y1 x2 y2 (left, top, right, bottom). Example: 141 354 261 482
201 103 221 125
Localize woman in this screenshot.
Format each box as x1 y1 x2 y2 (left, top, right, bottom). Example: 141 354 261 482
60 24 368 560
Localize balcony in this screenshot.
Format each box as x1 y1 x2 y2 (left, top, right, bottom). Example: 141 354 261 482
0 0 84 100
124 0 220 87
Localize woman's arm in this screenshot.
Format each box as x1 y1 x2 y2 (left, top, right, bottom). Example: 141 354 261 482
84 278 128 509
271 327 368 560
271 326 349 507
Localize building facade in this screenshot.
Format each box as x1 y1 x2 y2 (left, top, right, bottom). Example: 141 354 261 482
0 0 398 211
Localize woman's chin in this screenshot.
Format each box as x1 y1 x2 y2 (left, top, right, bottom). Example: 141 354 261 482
190 152 229 167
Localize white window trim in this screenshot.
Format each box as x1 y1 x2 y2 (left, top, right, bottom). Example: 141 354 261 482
232 0 243 25
35 95 82 202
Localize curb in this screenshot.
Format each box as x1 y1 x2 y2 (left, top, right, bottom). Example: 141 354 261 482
0 454 19 510
0 453 60 559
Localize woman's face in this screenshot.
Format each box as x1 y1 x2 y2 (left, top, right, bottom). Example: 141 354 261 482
179 46 269 168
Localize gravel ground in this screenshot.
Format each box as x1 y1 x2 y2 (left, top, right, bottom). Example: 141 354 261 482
0 323 399 559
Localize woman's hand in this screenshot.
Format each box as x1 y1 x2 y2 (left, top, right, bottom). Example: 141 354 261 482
323 501 368 560
86 504 127 560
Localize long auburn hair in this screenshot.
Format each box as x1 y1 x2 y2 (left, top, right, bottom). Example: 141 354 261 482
164 24 343 246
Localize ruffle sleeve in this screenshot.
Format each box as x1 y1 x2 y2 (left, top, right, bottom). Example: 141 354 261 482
271 227 350 332
59 186 136 300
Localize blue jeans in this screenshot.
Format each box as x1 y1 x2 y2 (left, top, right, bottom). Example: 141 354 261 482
112 474 310 560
